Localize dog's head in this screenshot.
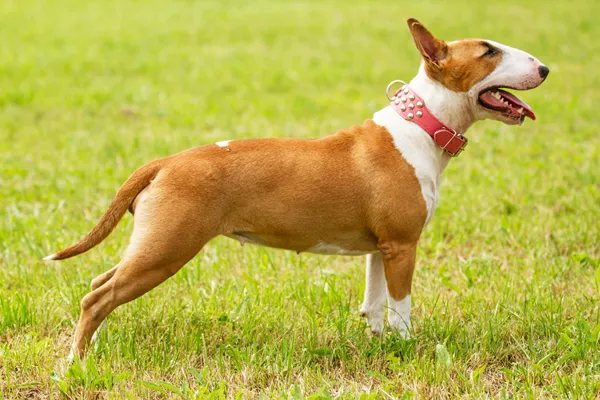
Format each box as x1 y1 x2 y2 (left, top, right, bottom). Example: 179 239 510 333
407 18 549 125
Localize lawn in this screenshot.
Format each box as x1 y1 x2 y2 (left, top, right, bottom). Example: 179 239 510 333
1 0 599 398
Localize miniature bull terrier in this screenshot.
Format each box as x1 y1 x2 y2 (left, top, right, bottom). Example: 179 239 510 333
44 18 549 359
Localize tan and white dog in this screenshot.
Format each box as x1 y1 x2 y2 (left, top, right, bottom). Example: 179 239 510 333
45 19 549 359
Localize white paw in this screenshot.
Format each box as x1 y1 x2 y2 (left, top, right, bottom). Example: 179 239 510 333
387 294 412 339
388 313 412 339
66 348 75 365
360 304 384 336
59 347 75 374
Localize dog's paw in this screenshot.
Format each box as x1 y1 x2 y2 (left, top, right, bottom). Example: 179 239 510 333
388 316 412 339
66 348 75 365
360 304 384 337
370 323 383 337
55 347 76 376
394 326 411 340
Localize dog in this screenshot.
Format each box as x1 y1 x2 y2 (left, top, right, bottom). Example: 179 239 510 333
44 18 549 360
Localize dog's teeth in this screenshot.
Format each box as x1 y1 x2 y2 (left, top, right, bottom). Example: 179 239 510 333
517 107 524 114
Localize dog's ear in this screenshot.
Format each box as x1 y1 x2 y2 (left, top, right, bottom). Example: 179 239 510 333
407 18 448 70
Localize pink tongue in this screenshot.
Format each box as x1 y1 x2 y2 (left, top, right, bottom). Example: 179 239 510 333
481 89 536 120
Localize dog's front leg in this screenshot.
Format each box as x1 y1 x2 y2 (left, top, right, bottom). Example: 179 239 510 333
380 241 417 339
359 253 386 336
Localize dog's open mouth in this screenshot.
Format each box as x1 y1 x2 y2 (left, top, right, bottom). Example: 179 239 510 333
478 87 536 122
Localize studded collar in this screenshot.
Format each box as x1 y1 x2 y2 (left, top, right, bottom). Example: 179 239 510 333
386 80 468 157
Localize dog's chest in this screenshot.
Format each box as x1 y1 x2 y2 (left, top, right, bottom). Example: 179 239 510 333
373 107 449 228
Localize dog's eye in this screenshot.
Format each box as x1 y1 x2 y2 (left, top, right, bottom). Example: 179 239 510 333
481 43 498 58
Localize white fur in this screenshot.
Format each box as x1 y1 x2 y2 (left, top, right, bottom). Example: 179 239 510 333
216 140 231 147
43 254 57 261
359 253 386 335
475 41 545 95
66 348 74 365
387 294 412 338
306 242 375 256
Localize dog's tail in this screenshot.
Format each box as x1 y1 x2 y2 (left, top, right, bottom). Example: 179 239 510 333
43 160 162 261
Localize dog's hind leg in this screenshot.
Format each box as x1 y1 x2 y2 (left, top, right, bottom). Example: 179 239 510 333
91 265 119 290
70 193 219 359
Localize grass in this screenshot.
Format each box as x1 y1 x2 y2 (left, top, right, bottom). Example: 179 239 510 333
1 0 599 398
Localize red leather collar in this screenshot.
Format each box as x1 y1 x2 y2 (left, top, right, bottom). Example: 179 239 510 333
386 80 468 157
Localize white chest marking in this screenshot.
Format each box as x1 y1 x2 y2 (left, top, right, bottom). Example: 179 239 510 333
373 106 449 228
216 140 231 147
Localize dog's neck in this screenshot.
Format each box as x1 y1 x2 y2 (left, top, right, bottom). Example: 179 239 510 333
408 64 478 136
373 64 485 178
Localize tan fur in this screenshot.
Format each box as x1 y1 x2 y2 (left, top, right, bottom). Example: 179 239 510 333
379 241 417 300
436 40 502 92
50 120 427 357
408 19 502 92
50 160 162 260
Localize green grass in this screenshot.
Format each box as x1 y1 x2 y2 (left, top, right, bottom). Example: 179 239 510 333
1 0 599 398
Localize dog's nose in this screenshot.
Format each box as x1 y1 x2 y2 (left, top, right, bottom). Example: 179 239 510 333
538 65 550 79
